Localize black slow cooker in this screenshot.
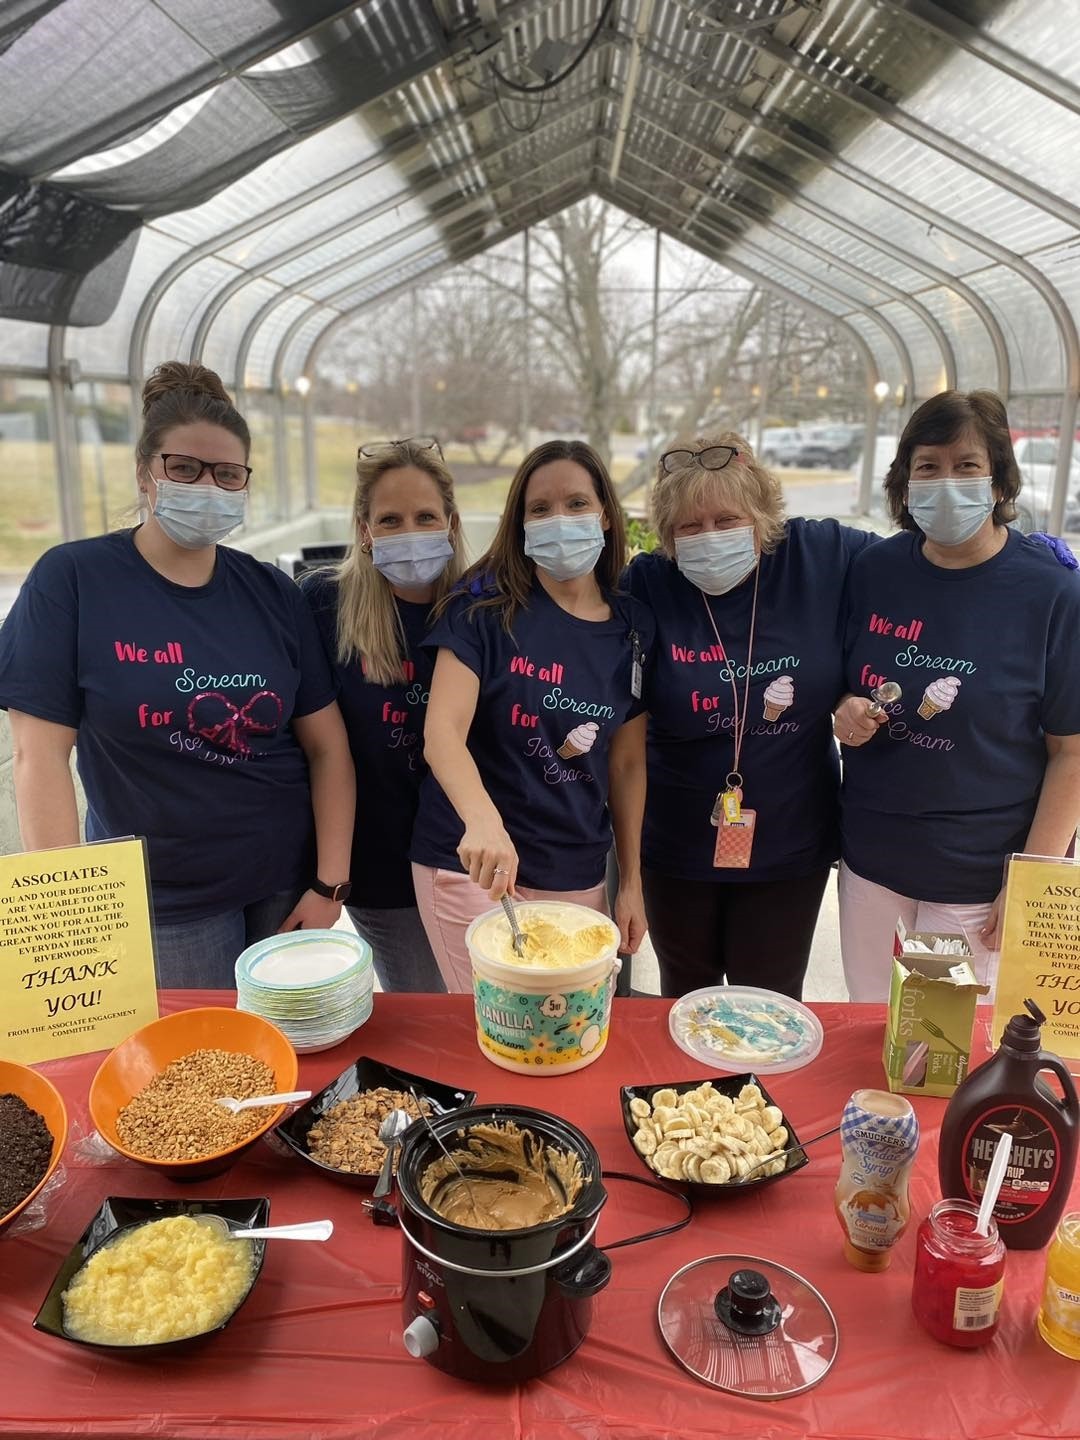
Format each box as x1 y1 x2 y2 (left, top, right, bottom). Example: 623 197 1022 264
395 1104 611 1383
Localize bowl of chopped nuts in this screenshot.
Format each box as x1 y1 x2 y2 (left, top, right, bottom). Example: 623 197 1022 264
275 1056 476 1187
0 1060 68 1235
89 1007 298 1181
619 1075 809 1194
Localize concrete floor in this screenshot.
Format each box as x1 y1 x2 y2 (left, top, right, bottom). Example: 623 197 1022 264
346 868 848 1001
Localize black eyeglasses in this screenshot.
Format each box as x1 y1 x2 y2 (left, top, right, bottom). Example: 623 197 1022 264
358 435 443 460
155 453 252 491
660 445 739 475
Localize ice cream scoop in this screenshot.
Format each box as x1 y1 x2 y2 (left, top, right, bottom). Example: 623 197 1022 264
868 681 901 715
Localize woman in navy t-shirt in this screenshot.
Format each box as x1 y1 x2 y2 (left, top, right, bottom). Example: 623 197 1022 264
411 439 653 992
302 438 466 992
628 432 875 1000
0 362 355 987
835 390 1080 999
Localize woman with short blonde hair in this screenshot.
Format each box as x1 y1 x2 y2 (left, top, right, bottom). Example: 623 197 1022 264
627 430 875 999
302 436 465 992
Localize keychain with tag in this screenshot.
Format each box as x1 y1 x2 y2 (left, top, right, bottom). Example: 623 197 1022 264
700 580 761 870
710 775 743 827
629 629 643 701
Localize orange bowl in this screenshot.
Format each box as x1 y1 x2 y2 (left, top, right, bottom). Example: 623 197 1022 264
89 1007 297 1181
0 1060 68 1236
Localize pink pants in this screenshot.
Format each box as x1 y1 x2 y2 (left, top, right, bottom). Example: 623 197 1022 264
411 863 609 993
838 862 999 1002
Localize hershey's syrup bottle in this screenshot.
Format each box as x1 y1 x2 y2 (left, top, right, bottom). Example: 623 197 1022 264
938 1000 1078 1250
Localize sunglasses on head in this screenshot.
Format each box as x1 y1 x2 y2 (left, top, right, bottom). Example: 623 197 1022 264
660 445 739 475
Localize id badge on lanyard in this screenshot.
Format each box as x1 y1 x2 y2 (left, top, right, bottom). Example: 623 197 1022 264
701 575 760 870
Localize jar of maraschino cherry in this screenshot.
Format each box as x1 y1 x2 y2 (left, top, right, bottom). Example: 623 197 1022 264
911 1199 1006 1348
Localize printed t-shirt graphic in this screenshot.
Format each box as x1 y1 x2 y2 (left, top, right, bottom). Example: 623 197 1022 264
628 519 875 883
841 528 1080 903
0 531 335 921
301 571 434 908
410 580 654 891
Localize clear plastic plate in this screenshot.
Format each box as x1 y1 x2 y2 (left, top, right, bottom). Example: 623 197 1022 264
668 986 823 1074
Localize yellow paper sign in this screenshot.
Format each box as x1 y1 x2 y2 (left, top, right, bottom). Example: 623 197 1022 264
0 838 159 1064
992 853 1080 1059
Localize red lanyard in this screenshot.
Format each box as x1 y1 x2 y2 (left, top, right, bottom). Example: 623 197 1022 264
701 567 760 793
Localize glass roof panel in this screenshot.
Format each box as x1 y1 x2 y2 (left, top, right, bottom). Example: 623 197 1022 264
919 285 1000 393
977 0 1080 82
266 202 440 287
244 295 316 390
874 299 949 398
278 306 343 386
0 317 49 369
202 277 283 386
843 312 904 388
65 229 187 377
144 256 244 372
963 262 1065 393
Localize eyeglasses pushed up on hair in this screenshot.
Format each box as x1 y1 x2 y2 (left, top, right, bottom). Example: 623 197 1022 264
660 444 739 475
155 453 252 490
358 436 443 460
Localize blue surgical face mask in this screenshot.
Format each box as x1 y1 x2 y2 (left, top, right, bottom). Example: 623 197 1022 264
371 529 454 588
523 512 605 581
674 525 758 595
907 478 995 547
153 477 247 549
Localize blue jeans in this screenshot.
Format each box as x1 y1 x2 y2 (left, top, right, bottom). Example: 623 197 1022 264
154 889 300 989
346 904 446 994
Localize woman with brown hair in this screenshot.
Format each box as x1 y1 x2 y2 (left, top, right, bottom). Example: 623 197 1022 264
0 362 355 987
627 432 875 999
835 389 1080 1000
410 439 653 992
301 437 465 992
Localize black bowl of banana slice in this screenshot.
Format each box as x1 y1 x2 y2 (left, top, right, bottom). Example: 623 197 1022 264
619 1075 809 1193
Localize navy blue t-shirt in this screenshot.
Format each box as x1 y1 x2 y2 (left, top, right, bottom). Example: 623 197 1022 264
301 571 433 908
628 519 876 883
0 531 336 922
409 581 654 890
842 528 1080 903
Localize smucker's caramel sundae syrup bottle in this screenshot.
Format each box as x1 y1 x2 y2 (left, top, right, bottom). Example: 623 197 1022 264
939 999 1078 1250
835 1089 920 1272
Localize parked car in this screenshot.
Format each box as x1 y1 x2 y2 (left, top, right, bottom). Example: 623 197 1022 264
450 424 488 444
1012 436 1080 533
760 427 807 467
796 424 862 469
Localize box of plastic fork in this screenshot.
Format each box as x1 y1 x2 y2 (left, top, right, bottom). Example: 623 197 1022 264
882 922 988 1097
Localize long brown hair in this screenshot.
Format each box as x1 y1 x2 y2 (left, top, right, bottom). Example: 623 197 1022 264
450 439 627 631
335 441 465 686
884 390 1020 531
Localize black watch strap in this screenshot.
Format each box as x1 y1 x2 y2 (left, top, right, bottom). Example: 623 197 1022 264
312 877 352 903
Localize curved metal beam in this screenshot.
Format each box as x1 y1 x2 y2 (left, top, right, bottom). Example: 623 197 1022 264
626 148 917 409
604 175 886 514
189 89 606 363
277 174 591 395
634 112 956 390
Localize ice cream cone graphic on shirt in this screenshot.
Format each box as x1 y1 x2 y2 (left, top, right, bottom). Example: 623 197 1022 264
558 721 599 759
918 675 961 720
763 674 795 722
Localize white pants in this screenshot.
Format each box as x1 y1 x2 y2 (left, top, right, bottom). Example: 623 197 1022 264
838 862 999 1002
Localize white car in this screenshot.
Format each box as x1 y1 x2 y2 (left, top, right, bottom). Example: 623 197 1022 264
1011 437 1080 533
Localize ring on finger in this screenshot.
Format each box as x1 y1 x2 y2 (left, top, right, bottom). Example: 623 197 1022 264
493 866 508 874
847 729 855 741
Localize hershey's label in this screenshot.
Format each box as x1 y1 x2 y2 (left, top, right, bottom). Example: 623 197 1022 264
962 1104 1060 1223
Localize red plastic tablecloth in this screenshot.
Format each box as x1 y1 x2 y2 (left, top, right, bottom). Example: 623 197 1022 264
1 993 1078 1440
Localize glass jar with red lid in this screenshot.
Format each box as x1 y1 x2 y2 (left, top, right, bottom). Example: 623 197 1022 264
911 1198 1005 1348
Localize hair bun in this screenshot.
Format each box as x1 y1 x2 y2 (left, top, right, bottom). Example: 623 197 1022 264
142 361 231 416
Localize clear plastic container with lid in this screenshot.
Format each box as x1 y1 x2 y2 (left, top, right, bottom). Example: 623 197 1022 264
1037 1213 1080 1359
911 1198 1005 1348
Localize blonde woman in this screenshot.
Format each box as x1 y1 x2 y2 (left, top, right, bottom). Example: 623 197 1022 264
411 439 654 992
626 433 875 999
302 437 464 992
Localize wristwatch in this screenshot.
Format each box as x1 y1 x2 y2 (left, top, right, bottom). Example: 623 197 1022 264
311 877 352 903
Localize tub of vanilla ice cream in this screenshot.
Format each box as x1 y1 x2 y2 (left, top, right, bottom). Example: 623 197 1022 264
465 902 621 1074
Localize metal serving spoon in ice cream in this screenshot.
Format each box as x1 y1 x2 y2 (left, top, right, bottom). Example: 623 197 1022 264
500 893 527 956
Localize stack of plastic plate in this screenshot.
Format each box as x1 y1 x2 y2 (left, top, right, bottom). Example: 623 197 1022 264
235 929 374 1054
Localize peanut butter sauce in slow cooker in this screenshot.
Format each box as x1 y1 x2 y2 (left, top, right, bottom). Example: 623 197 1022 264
419 1122 583 1231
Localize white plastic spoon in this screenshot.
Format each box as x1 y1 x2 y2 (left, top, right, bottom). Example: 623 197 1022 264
975 1133 1013 1235
195 1216 333 1242
216 1089 311 1113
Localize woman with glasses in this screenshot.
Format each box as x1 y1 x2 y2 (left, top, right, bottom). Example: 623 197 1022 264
301 437 464 992
626 432 875 1000
410 439 654 991
0 361 355 986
